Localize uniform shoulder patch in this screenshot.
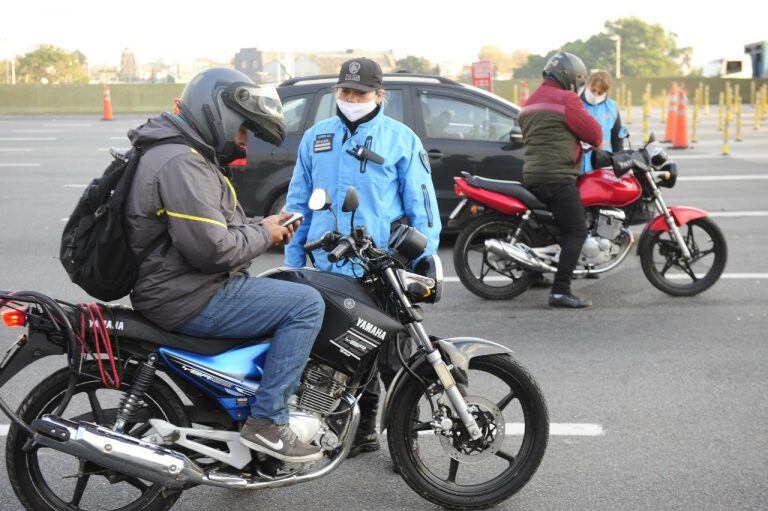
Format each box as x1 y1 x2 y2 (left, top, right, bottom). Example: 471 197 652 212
419 150 431 173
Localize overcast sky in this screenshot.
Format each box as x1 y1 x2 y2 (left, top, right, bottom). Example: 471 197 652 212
1 1 763 68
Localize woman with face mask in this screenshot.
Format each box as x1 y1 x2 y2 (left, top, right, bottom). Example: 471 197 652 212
284 57 441 459
581 70 625 173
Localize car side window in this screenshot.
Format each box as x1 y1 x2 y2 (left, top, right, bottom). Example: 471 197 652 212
313 90 404 125
282 95 310 133
419 94 517 142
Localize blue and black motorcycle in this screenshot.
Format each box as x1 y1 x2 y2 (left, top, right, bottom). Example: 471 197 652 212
0 188 548 510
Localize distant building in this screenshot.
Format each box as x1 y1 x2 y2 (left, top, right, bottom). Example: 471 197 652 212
119 48 137 82
234 48 263 81
744 41 768 78
260 49 396 83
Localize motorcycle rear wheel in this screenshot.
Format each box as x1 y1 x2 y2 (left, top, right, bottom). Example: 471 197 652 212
387 354 549 509
6 362 189 511
453 215 537 300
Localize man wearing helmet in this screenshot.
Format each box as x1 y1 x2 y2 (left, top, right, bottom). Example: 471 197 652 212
518 52 604 309
125 68 324 462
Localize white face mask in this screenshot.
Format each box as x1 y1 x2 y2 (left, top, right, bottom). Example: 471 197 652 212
336 97 377 122
584 89 607 105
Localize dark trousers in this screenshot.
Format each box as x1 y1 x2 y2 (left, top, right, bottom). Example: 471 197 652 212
358 334 413 424
530 182 588 294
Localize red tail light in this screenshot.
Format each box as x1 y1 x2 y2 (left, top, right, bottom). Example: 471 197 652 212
229 158 247 167
1 306 27 327
454 184 465 197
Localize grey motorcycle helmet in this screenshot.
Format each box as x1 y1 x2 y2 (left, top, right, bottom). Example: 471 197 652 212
542 51 588 93
177 68 286 163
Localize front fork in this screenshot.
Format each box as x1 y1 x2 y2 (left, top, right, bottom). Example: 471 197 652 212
382 268 483 440
644 172 692 259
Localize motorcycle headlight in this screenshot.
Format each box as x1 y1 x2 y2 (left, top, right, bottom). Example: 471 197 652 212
413 255 443 304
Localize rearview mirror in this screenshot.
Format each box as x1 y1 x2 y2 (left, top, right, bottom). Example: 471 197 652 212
503 126 523 151
308 189 332 211
341 186 359 213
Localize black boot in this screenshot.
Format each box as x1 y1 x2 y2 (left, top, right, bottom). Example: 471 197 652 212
348 396 380 458
549 292 592 309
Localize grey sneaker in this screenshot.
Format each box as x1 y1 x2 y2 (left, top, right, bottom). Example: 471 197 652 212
240 417 322 462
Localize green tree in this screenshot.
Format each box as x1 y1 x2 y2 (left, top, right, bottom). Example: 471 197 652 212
16 44 89 84
395 55 436 74
516 17 687 79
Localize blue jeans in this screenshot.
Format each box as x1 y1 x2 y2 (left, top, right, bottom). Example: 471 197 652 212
176 274 325 424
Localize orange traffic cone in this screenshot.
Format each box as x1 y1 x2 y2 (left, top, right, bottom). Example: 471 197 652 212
663 83 677 142
520 81 529 106
672 91 689 149
101 84 114 121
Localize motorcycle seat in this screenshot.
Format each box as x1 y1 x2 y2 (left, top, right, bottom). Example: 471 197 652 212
462 172 547 210
78 305 267 356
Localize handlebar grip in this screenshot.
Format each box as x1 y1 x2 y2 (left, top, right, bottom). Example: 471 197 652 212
304 239 324 253
327 239 352 263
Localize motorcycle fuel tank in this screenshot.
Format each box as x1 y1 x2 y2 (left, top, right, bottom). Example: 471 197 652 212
264 268 405 375
578 169 642 208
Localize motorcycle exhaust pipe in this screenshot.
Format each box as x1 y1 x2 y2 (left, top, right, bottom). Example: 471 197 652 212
484 239 556 273
31 415 204 489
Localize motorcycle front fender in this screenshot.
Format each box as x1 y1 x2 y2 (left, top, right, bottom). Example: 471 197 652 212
379 337 513 433
637 206 709 255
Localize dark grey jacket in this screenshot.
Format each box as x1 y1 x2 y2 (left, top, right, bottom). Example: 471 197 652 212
125 114 272 330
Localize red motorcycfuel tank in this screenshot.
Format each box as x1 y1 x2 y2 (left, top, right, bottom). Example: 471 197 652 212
578 169 642 208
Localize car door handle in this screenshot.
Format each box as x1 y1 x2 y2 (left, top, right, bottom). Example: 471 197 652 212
427 149 443 159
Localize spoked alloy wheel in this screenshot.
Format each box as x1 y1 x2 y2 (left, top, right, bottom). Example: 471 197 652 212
388 354 549 509
640 217 727 296
453 216 537 300
6 362 188 511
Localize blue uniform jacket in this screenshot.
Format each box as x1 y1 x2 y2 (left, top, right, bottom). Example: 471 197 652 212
284 108 441 275
581 97 620 173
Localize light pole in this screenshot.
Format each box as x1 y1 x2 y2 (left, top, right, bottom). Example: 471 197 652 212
610 35 621 79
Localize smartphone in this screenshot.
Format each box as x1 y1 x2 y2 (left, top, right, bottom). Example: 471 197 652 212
280 212 304 228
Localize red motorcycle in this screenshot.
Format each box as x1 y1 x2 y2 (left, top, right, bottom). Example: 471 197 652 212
450 134 727 300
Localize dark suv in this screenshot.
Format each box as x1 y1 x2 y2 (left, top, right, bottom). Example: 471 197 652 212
230 73 524 227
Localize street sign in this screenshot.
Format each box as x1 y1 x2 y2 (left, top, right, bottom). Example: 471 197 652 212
472 60 493 92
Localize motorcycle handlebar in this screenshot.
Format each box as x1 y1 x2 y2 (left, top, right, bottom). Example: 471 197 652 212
327 238 353 263
304 232 334 253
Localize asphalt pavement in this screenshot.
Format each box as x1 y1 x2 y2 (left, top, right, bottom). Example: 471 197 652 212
0 110 766 511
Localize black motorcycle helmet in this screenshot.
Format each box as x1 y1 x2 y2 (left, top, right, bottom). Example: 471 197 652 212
542 51 588 93
177 68 286 164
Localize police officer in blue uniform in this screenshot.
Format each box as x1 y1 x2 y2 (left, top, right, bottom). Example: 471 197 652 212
284 57 441 456
581 70 625 173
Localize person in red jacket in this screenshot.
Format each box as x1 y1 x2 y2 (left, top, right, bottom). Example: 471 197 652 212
518 52 603 308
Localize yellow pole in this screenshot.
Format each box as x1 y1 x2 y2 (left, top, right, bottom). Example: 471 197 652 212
762 84 768 120
626 90 632 124
722 99 730 155
750 81 756 106
755 90 761 130
718 91 724 131
692 89 699 143
513 84 519 105
643 94 650 142
704 84 710 116
735 94 742 142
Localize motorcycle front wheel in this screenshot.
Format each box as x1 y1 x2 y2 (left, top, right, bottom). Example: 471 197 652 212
6 362 189 511
640 217 727 296
387 354 549 509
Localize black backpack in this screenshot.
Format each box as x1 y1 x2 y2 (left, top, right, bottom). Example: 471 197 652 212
60 137 187 301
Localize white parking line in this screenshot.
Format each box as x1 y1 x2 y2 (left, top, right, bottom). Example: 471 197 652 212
0 163 41 167
109 136 127 140
0 425 8 436
43 123 91 127
64 184 87 189
12 129 62 134
0 148 33 152
709 211 768 217
678 174 768 181
97 147 130 152
0 137 57 141
444 274 768 283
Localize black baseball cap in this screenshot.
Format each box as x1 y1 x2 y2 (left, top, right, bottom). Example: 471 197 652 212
334 57 383 92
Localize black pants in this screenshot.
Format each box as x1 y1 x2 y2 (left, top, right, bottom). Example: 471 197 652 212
530 182 588 295
358 334 413 421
